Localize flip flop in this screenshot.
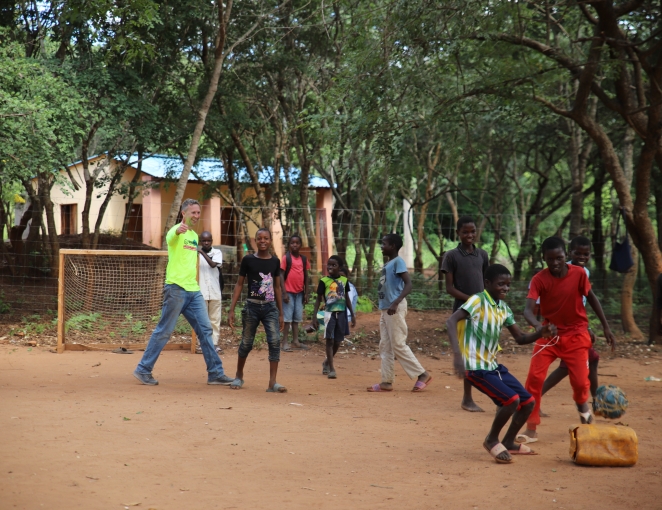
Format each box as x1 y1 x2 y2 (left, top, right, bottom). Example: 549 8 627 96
516 434 538 444
293 344 310 350
412 376 433 392
230 378 244 389
483 442 513 464
508 444 538 455
282 347 294 352
112 347 133 354
367 383 392 392
266 383 287 393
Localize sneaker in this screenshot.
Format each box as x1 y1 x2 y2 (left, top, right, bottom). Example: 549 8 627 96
207 374 234 385
215 346 223 354
328 371 337 379
133 370 158 386
195 345 202 354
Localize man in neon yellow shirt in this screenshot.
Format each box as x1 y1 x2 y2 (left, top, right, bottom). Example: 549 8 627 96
134 199 233 386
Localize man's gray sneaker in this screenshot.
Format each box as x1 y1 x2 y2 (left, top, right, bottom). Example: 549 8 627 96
133 370 159 386
207 374 234 385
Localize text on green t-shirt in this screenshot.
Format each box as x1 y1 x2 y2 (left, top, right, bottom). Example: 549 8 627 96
165 224 199 292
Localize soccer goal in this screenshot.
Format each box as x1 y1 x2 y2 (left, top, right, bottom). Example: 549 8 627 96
57 249 196 353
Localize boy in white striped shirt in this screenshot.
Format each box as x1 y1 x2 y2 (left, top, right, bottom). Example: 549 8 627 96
446 264 556 464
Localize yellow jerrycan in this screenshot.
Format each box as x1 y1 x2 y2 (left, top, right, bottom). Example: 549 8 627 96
569 423 638 466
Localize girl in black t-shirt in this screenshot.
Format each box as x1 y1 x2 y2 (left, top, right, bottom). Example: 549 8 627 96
228 228 286 392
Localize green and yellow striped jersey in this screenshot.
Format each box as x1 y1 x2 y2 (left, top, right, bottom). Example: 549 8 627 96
458 291 515 371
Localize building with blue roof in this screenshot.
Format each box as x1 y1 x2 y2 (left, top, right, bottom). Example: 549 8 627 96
25 153 335 267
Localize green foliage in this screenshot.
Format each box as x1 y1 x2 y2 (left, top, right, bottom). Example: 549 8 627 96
65 312 102 333
355 296 373 313
0 39 88 184
0 291 10 314
174 317 191 335
117 313 147 337
253 331 266 350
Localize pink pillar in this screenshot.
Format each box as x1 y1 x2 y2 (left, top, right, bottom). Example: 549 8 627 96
201 196 221 244
315 188 334 274
142 177 162 247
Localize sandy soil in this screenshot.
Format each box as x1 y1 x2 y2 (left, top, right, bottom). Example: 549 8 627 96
1 310 662 510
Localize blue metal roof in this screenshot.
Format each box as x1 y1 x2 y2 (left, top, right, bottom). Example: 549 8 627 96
124 154 331 188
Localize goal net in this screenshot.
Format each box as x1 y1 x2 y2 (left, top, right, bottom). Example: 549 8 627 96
57 249 194 353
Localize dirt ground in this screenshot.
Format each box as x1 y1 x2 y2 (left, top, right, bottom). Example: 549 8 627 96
2 310 662 510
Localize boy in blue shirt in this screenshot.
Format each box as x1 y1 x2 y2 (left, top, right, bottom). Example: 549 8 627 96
367 234 432 392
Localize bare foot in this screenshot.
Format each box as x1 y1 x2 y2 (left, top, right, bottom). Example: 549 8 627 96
461 399 484 412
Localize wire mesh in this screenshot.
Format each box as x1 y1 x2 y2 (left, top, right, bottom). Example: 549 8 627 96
61 251 191 347
1 204 655 339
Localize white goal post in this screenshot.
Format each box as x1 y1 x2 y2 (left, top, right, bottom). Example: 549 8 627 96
57 249 196 353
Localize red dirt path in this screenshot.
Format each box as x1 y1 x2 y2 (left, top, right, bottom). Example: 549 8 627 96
2 314 662 510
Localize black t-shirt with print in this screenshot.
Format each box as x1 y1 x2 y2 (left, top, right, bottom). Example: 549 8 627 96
239 254 280 301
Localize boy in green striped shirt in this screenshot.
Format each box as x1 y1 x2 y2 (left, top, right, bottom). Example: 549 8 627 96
446 264 556 464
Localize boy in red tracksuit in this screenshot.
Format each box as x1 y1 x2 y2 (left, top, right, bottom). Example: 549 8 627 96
520 237 616 443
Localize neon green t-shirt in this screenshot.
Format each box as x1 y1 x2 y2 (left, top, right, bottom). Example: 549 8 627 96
165 224 199 291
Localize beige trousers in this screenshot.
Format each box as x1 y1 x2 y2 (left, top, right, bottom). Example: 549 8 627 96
379 299 425 383
205 299 222 346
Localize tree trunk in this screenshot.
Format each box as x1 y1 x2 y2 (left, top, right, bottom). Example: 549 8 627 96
21 179 44 274
567 94 596 239
121 152 144 244
299 159 318 272
0 182 15 275
92 166 124 249
621 244 644 339
41 178 60 278
618 125 643 338
350 161 370 278
653 164 662 252
162 0 233 245
573 112 662 292
592 164 606 275
230 129 272 227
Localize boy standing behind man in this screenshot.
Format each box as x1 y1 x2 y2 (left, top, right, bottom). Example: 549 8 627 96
441 216 490 412
197 231 223 354
367 233 432 392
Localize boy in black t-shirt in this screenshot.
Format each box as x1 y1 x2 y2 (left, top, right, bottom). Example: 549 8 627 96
228 228 286 392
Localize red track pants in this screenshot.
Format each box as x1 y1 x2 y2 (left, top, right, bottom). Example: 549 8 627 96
524 330 591 429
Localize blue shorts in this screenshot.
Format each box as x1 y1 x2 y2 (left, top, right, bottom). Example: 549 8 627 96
323 311 349 343
466 364 534 408
283 292 304 323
